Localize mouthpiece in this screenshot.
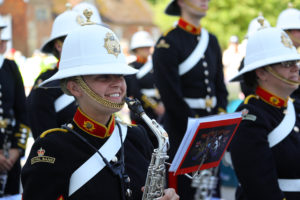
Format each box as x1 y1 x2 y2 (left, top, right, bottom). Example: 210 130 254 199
125 97 145 117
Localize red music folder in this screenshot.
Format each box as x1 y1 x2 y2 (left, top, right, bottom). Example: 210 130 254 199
169 112 242 176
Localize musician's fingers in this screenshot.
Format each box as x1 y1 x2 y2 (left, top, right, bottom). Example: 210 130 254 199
0 159 13 171
159 188 180 200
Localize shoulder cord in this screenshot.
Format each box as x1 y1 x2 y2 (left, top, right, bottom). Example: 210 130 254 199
62 123 130 200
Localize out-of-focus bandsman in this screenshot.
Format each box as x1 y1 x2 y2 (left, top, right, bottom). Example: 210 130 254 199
126 30 164 147
277 3 300 121
0 17 29 196
26 5 81 139
152 0 228 199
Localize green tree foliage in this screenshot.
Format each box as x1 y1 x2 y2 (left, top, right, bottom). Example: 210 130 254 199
147 0 300 50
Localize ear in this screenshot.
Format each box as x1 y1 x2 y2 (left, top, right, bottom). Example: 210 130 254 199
255 68 267 81
54 40 63 54
66 80 82 98
177 0 184 8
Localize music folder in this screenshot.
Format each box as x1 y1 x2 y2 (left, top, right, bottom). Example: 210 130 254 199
169 112 242 176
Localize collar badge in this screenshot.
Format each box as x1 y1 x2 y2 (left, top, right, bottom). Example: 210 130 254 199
83 121 96 132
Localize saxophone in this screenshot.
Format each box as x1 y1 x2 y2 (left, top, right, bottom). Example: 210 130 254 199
125 97 169 200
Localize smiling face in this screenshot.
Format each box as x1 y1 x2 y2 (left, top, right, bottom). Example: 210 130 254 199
84 74 126 104
67 74 126 124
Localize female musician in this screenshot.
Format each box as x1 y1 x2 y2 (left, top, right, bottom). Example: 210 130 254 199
230 26 300 199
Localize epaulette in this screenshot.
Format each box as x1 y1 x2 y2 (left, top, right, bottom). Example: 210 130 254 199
163 26 176 37
244 94 259 105
40 128 68 138
115 115 136 127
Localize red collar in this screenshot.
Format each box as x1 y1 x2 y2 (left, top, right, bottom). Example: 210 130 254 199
136 56 147 64
56 59 60 69
73 108 115 138
256 86 288 108
178 18 201 35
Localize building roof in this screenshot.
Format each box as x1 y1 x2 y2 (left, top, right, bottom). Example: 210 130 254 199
96 0 154 25
53 0 154 26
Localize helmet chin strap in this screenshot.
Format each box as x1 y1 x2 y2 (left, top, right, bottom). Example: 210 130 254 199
183 0 207 13
75 76 125 110
265 66 300 86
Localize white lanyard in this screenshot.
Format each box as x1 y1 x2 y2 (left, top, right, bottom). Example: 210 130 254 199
68 123 128 196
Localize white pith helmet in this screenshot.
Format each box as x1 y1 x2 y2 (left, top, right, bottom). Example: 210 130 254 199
245 14 270 38
72 2 103 25
130 31 154 51
1 29 10 41
276 7 300 30
230 27 300 82
40 8 82 54
0 16 6 30
41 22 137 86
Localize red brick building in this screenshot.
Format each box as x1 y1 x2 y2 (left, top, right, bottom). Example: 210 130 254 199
0 0 158 57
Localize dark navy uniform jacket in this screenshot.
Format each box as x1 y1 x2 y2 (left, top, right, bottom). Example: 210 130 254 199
153 18 228 159
230 86 300 200
27 67 77 139
0 58 29 194
21 108 153 200
126 59 161 123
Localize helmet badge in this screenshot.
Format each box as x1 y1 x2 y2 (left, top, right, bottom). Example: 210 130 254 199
281 32 293 49
104 32 121 57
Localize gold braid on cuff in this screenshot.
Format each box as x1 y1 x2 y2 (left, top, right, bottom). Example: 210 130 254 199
265 66 300 86
75 76 125 110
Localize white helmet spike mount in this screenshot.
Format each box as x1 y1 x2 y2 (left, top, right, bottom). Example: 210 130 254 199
246 14 271 39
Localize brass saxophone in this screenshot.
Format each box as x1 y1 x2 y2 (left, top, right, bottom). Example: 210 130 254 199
125 97 169 200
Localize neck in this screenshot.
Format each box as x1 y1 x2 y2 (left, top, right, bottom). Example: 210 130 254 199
257 81 291 100
79 104 112 125
180 13 202 27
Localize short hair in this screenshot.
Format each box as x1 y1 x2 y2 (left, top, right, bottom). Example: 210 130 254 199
243 70 258 89
60 76 78 96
